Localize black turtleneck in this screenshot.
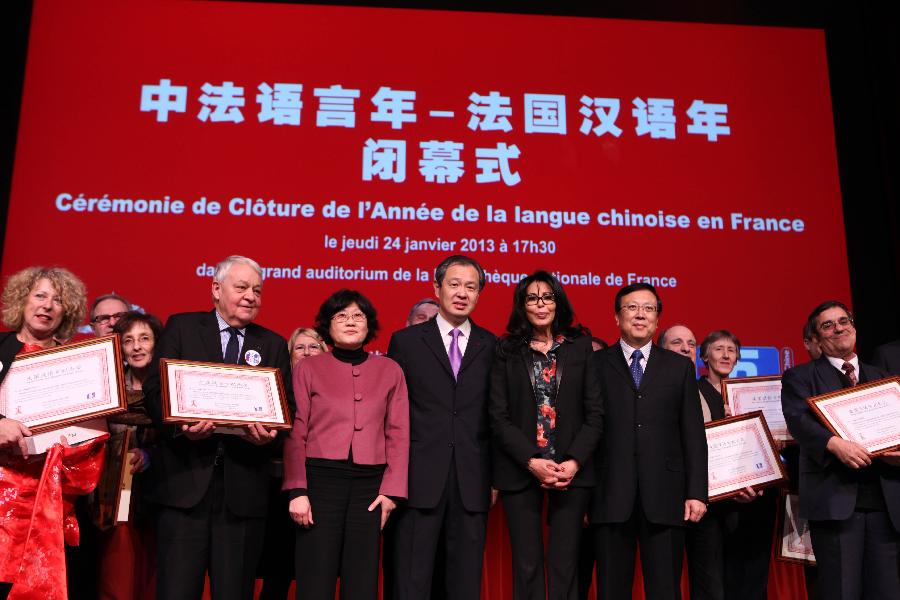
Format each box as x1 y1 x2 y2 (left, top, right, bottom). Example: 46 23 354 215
331 346 368 365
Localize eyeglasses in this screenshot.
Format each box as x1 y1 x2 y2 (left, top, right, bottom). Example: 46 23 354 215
819 316 854 332
332 312 366 323
122 335 153 348
293 343 323 354
525 293 556 306
620 303 658 315
93 311 127 324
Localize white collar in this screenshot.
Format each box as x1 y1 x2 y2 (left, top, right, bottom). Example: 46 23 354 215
436 312 471 338
619 338 652 361
826 353 858 375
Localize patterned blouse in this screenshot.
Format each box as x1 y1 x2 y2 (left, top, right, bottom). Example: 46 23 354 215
531 336 564 458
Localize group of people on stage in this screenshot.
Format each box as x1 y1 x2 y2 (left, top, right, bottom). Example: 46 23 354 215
0 254 898 600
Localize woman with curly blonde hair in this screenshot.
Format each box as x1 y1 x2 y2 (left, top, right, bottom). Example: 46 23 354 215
0 266 91 599
1 266 87 347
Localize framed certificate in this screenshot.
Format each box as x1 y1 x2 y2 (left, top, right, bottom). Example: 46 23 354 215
807 376 900 455
0 335 127 433
705 411 788 502
93 425 136 529
775 490 816 565
160 359 291 430
722 376 792 442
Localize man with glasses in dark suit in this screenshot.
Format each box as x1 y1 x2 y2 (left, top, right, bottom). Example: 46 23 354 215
782 301 900 600
590 283 707 600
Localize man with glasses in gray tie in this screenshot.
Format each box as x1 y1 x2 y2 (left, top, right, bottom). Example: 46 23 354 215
590 283 707 600
782 300 900 600
143 255 294 600
388 255 496 600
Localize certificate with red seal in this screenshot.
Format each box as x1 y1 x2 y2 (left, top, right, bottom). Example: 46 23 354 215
0 335 127 432
807 376 900 454
705 412 787 502
160 359 291 430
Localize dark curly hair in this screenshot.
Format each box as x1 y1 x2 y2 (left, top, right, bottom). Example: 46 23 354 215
112 311 164 345
500 271 586 352
314 289 379 346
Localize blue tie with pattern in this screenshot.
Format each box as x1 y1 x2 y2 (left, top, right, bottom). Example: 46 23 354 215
630 349 644 387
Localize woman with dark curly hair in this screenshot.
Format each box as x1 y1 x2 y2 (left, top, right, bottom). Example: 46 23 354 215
489 270 603 600
283 289 409 600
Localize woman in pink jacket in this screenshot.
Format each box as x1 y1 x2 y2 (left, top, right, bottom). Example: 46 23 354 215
283 289 409 600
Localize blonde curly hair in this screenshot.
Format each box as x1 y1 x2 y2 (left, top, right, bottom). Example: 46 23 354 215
2 267 87 342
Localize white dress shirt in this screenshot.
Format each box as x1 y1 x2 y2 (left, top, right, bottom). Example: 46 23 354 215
436 313 471 356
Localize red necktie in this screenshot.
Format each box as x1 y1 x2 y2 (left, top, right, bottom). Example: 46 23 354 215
841 361 858 386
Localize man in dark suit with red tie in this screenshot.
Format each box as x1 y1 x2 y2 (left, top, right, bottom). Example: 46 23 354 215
144 255 294 600
782 300 900 599
388 255 496 600
590 283 708 600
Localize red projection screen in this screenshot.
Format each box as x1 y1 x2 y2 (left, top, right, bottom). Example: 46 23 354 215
3 0 848 365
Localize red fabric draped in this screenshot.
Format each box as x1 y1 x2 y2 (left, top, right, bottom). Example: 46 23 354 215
0 435 108 600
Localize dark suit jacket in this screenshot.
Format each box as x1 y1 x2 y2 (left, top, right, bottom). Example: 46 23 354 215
143 311 295 518
872 340 900 376
489 334 603 491
781 355 900 527
590 343 708 526
0 332 24 399
387 317 496 512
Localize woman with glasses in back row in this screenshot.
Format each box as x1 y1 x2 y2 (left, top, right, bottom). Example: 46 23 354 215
489 271 603 600
283 290 409 600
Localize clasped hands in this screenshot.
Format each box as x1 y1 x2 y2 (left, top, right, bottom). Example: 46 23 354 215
527 457 579 489
181 420 277 445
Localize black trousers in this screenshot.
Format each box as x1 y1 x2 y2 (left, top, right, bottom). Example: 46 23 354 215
295 463 384 600
809 511 900 600
258 474 295 600
594 503 686 600
156 465 266 600
576 517 596 600
722 494 775 600
393 460 488 600
503 484 590 600
685 509 724 600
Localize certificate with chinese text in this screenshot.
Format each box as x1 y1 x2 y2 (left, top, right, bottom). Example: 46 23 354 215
0 335 126 432
160 359 291 429
706 412 787 502
723 375 792 442
807 377 900 454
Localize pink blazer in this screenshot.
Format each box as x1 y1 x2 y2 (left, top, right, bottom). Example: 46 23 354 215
283 352 410 498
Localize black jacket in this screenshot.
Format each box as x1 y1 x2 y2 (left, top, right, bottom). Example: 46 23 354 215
387 317 496 512
781 355 899 527
489 334 603 491
590 343 708 526
143 311 294 518
0 332 25 417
